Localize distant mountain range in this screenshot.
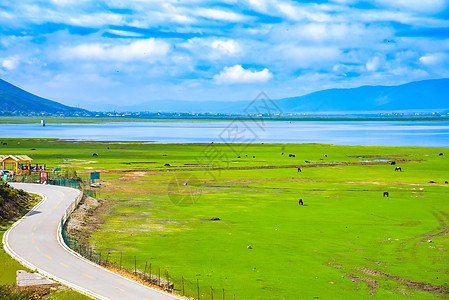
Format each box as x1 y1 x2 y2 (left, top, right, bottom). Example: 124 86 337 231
0 79 89 116
276 78 449 113
117 78 449 114
1 77 448 115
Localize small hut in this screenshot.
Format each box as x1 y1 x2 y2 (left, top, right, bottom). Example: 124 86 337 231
0 155 33 175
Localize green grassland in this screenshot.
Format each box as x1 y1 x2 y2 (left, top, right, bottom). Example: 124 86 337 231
1 138 448 299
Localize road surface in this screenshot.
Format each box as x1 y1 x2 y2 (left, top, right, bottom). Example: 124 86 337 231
4 183 182 300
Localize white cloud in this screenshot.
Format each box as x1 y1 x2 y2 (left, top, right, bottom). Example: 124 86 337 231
63 39 170 61
194 8 250 22
214 65 273 84
419 53 447 65
68 13 124 27
210 39 242 56
50 0 90 6
108 29 144 37
366 56 380 72
277 2 332 22
1 56 19 70
180 38 243 59
272 45 341 69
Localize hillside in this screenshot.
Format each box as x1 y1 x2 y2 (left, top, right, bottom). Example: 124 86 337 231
0 79 90 116
115 78 449 114
0 183 36 222
276 78 449 113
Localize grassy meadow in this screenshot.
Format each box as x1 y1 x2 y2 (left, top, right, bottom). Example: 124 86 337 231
0 138 448 299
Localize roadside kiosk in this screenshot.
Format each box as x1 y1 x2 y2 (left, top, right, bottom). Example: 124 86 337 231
0 155 33 175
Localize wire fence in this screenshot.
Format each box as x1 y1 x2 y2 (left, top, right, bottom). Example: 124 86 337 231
61 221 235 299
11 170 235 299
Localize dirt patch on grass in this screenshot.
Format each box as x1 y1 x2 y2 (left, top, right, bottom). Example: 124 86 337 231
402 210 449 246
358 267 449 295
64 194 113 245
346 273 379 295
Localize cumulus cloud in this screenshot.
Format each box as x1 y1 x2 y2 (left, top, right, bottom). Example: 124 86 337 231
194 8 250 22
366 56 380 72
271 45 341 69
1 56 19 70
213 65 273 84
62 39 170 61
419 53 447 65
0 0 448 103
210 39 242 56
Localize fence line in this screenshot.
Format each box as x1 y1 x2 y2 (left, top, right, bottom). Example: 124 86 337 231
11 173 234 299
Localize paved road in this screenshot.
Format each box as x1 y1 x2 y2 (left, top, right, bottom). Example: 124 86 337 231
4 183 182 300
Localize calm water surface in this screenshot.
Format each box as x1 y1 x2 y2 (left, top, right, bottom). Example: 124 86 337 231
1 121 448 147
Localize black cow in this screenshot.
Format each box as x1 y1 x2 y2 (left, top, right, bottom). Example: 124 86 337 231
298 198 304 205
92 153 98 157
395 167 402 172
297 167 301 172
439 153 443 156
391 161 396 165
383 191 389 197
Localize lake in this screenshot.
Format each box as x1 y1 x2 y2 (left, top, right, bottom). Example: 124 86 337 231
1 121 448 147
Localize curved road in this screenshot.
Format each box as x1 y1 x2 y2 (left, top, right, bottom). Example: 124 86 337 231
4 183 182 300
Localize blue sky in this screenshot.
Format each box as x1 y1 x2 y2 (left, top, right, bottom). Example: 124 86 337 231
0 0 448 110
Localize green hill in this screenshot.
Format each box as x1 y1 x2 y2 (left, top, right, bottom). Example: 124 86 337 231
0 78 90 116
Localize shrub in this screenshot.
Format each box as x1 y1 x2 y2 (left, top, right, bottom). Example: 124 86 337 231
0 284 40 299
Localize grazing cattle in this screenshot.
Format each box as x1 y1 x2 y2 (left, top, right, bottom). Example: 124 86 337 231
289 154 295 157
281 152 284 155
245 155 248 157
2 142 7 146
164 163 171 167
383 191 389 197
305 160 311 163
107 147 110 149
31 148 36 151
92 153 98 157
395 167 402 172
298 198 304 205
439 153 443 156
324 154 327 157
253 156 255 158
429 181 436 183
445 181 448 184
238 156 241 158
391 161 396 165
297 167 301 172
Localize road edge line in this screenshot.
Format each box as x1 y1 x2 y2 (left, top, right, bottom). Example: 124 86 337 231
3 184 108 300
